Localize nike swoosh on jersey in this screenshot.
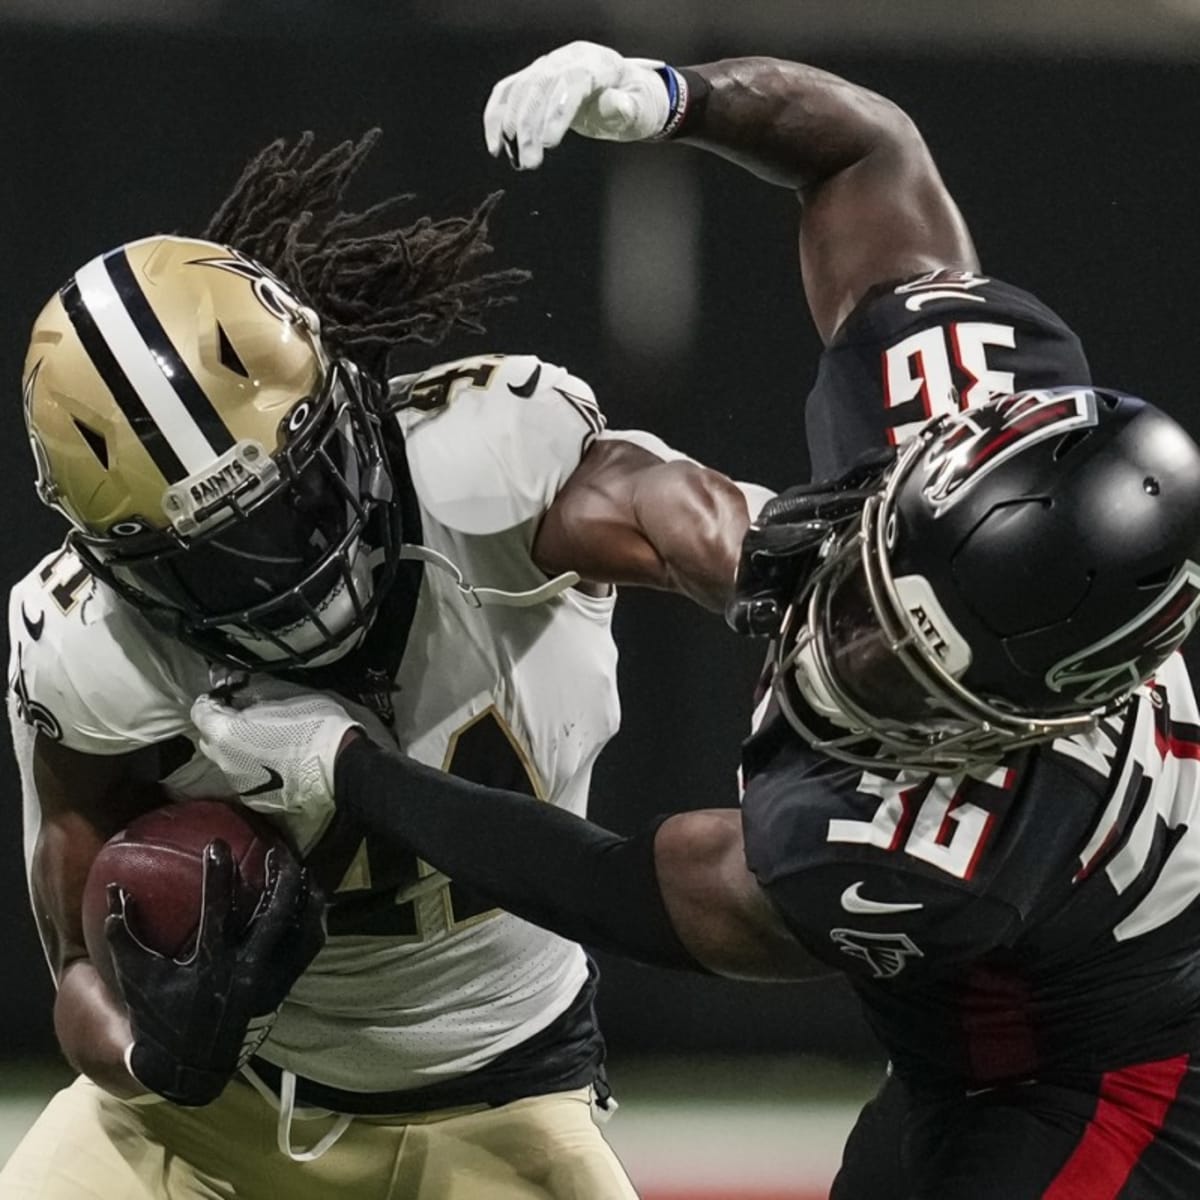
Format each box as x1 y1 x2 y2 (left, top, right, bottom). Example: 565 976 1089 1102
21 604 44 642
507 363 542 398
240 766 284 798
840 881 925 915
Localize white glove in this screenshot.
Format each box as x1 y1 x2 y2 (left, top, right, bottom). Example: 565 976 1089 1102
190 685 360 825
484 41 672 170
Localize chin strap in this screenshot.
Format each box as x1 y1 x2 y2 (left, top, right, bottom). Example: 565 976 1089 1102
399 543 580 609
204 542 578 684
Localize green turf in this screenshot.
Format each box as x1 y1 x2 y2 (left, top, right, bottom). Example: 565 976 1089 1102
0 1060 72 1165
0 1054 878 1171
607 1053 882 1105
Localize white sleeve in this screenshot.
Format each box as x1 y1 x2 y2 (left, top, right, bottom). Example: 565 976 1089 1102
9 694 56 977
599 427 776 522
10 695 42 883
8 558 194 757
398 355 605 537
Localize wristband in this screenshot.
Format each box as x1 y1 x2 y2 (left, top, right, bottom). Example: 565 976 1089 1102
120 1041 164 1105
653 66 712 140
122 1040 139 1081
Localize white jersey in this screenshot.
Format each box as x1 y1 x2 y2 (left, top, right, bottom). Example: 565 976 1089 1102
9 353 621 1096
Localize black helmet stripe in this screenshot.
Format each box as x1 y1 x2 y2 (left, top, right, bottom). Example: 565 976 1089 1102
60 275 188 483
102 248 236 458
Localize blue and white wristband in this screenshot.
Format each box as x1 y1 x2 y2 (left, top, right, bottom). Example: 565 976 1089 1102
652 66 711 140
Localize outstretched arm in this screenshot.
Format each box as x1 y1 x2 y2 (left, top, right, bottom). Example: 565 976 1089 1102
681 58 978 339
193 696 825 981
486 44 977 341
334 738 822 980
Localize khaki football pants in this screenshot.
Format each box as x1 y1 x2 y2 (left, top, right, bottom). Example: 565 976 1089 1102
0 1075 639 1199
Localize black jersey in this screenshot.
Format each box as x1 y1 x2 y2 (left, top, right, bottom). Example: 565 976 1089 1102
804 270 1091 482
741 654 1200 1088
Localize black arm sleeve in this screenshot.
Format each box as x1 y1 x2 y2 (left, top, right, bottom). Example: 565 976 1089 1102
334 738 709 972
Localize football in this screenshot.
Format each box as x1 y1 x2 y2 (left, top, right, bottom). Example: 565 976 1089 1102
81 798 287 991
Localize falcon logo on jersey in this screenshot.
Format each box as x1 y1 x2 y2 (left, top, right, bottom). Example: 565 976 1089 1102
1046 562 1200 705
920 388 1096 514
830 928 924 979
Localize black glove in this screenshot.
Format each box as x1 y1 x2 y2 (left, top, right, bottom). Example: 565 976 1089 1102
105 839 325 1107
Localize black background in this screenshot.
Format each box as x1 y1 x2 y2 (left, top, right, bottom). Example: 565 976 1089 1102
1 19 1198 1065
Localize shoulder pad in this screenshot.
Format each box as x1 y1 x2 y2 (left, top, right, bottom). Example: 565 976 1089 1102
836 271 1077 347
8 548 202 754
390 354 605 535
806 271 1092 481
743 738 1017 895
740 725 1024 978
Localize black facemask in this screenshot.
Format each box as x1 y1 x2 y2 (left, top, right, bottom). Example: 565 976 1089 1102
726 450 894 638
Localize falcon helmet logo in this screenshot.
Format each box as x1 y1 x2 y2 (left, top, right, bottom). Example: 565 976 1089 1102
830 928 924 979
1046 562 1200 705
921 388 1097 513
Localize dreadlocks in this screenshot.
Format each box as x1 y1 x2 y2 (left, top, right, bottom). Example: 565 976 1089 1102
203 129 529 381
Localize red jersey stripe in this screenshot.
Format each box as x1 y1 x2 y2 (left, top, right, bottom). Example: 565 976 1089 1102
1154 729 1200 762
1041 1054 1189 1199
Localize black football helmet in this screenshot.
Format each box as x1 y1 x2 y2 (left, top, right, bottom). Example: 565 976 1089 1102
729 388 1200 771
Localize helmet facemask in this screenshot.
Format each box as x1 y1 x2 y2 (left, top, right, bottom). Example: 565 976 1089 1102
71 359 401 670
757 422 1109 774
772 453 1099 772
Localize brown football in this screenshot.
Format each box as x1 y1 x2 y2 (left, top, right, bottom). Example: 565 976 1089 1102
81 798 287 990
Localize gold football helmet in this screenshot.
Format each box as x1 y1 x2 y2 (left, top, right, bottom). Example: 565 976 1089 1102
23 235 401 668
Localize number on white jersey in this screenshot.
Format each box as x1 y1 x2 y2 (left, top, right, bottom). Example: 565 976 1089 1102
326 706 543 941
9 549 94 741
402 360 500 413
396 354 605 441
38 548 92 615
